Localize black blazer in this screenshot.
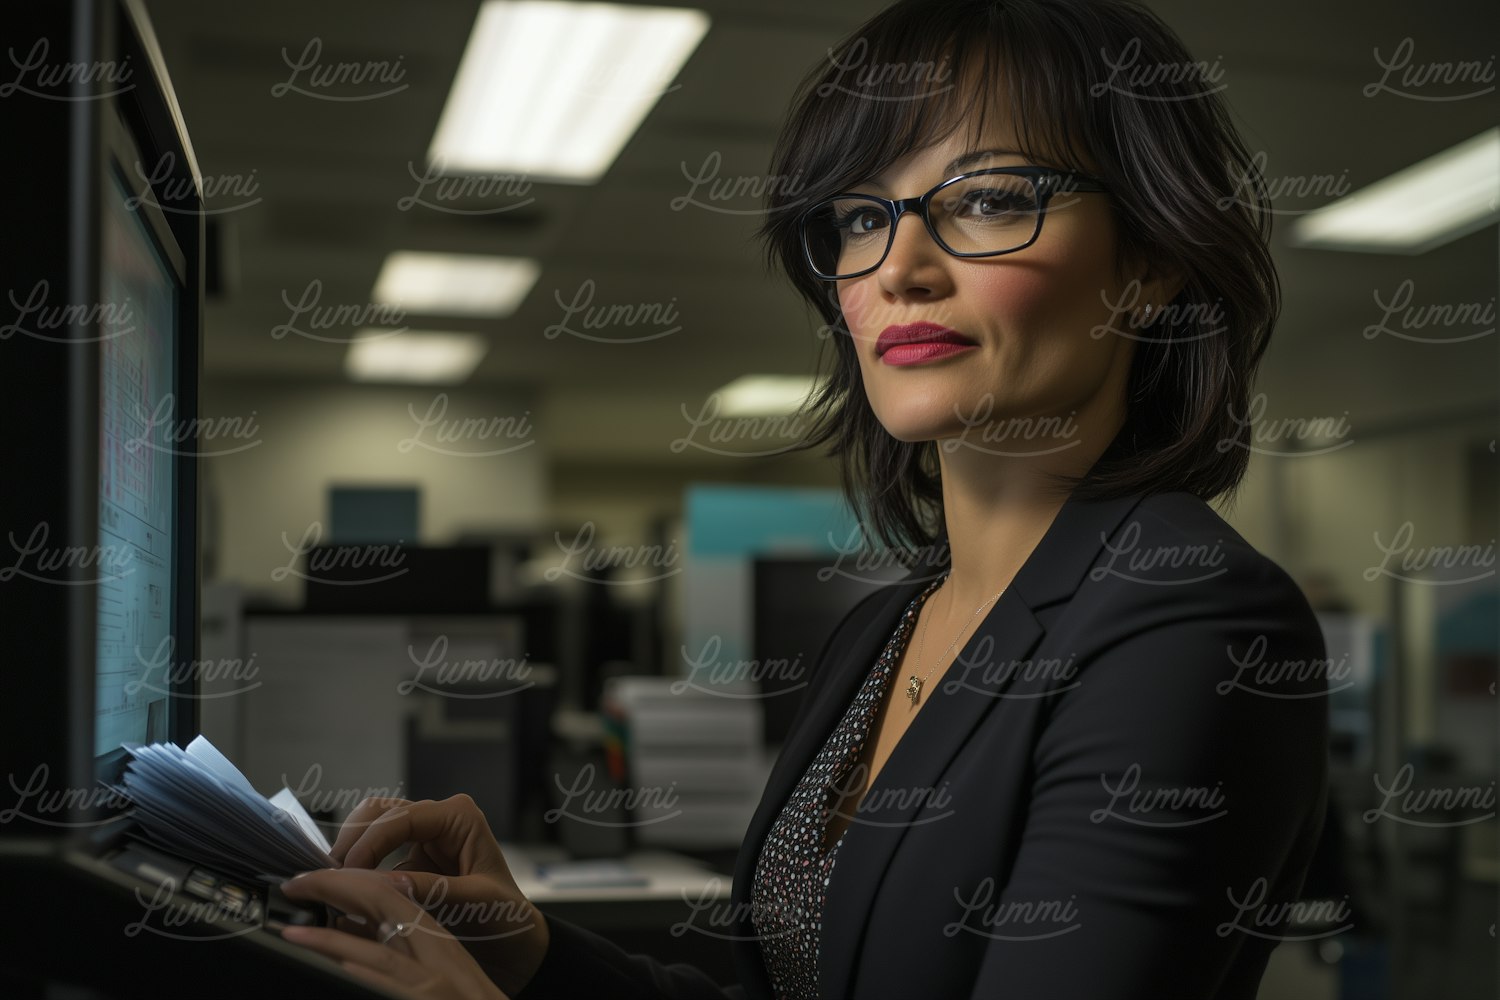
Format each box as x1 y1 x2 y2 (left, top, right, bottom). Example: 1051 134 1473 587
519 489 1330 1000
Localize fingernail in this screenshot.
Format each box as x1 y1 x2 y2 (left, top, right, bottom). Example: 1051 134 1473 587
386 872 414 892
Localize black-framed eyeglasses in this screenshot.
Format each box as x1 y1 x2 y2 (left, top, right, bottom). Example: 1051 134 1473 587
798 166 1109 281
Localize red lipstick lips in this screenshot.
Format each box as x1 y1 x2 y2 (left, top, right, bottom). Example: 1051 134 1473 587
875 322 978 366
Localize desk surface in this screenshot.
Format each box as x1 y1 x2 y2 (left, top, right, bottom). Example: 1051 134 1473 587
502 843 732 903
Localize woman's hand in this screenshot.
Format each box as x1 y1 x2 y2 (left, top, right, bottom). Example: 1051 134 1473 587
329 794 549 997
279 867 509 1000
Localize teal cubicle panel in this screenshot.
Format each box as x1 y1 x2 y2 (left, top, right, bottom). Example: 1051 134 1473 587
680 484 861 684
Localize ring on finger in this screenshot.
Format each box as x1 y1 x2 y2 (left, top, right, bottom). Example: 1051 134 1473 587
376 920 416 945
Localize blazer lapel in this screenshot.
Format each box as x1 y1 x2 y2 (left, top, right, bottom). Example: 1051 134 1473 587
814 489 1148 999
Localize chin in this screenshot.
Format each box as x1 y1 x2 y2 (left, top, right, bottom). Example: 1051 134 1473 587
868 383 992 435
870 409 961 445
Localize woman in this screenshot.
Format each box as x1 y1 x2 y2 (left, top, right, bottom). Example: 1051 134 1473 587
278 1 1330 997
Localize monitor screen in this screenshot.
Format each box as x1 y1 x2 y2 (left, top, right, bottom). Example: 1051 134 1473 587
93 163 179 757
753 556 912 746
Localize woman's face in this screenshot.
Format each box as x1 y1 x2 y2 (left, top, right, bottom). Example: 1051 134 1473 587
834 120 1159 451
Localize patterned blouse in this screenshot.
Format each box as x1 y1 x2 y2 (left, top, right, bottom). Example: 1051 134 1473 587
749 572 948 999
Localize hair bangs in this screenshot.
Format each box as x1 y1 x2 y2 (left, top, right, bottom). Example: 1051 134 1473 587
782 11 1096 201
754 0 1282 554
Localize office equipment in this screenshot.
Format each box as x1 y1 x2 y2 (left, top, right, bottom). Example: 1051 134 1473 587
0 2 393 995
302 544 491 613
680 485 909 747
234 611 543 836
404 644 532 841
0 0 204 825
752 555 911 746
600 676 768 850
1316 611 1380 771
328 484 421 544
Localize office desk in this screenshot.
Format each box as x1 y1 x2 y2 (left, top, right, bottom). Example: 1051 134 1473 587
502 843 739 986
505 843 731 901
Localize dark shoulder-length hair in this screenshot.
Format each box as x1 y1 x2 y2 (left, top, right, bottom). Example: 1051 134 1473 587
755 0 1279 557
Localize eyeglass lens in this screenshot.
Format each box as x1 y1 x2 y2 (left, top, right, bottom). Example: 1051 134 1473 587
803 173 1043 278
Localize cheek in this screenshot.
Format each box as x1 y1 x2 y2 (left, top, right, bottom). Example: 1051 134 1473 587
967 239 1118 331
836 280 880 341
963 265 1059 330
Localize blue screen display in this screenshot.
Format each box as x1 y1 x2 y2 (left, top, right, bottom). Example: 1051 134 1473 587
94 165 178 756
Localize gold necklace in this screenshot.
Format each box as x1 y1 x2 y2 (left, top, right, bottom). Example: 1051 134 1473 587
907 575 1004 705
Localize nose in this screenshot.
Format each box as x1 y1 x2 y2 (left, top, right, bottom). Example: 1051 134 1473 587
875 206 949 298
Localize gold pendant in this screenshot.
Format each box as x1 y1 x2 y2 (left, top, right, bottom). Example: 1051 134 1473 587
906 676 922 704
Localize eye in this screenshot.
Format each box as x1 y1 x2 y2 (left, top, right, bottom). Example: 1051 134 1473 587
954 188 1036 218
835 206 889 235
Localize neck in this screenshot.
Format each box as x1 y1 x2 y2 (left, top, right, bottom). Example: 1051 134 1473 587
932 399 1127 613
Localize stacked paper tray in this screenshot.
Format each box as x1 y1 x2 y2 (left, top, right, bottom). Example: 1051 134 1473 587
108 735 337 884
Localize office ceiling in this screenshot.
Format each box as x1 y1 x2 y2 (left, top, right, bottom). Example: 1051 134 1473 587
144 0 1498 446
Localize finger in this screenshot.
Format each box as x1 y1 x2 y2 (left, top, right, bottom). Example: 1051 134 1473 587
331 797 412 864
337 960 424 1000
333 913 375 940
281 869 423 930
393 841 441 873
401 872 530 919
370 870 459 917
340 801 442 871
280 924 421 984
281 877 495 993
380 872 492 930
282 872 461 970
377 869 493 909
342 797 500 873
371 869 432 909
372 870 465 918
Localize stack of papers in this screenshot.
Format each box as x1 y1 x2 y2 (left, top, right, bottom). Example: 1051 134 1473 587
107 735 337 883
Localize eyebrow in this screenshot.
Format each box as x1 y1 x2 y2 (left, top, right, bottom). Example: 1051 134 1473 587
943 147 1027 174
859 147 1030 192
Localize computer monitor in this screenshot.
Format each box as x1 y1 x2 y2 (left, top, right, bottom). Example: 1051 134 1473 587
752 555 913 747
0 0 201 830
92 103 196 770
0 4 391 996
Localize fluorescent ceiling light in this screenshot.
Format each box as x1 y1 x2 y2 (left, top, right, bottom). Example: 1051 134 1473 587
1289 127 1500 254
345 330 488 384
428 0 710 182
372 251 539 316
713 375 822 417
